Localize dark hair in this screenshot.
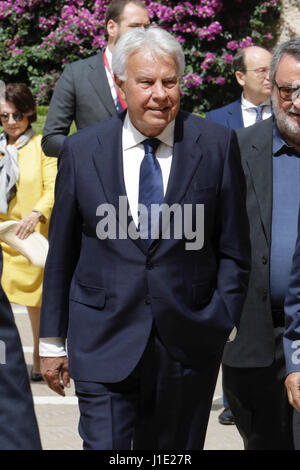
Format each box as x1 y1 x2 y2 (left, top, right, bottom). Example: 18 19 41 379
4 83 37 123
105 0 147 28
270 37 300 83
233 46 271 74
233 49 246 73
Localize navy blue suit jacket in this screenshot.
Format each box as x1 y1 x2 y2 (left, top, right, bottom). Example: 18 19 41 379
40 110 251 383
284 229 300 374
206 98 244 130
0 248 41 449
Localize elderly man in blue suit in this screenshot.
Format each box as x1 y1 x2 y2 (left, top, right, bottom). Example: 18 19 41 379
206 46 272 130
39 26 251 450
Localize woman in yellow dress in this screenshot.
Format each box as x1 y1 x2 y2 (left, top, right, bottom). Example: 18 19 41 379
0 83 57 380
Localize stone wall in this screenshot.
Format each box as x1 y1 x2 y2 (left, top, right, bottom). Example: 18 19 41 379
277 0 300 44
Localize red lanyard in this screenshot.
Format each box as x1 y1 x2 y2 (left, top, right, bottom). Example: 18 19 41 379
103 50 127 111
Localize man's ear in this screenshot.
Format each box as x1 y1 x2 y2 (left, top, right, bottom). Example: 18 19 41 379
114 74 126 101
235 71 245 87
106 19 118 41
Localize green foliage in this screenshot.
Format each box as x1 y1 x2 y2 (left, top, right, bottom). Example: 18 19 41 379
32 106 50 135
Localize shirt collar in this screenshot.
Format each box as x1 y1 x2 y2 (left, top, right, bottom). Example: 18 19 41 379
241 93 271 111
123 112 175 151
273 121 300 157
104 46 113 70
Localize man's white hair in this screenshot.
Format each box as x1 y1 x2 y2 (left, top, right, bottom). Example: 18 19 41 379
112 26 185 80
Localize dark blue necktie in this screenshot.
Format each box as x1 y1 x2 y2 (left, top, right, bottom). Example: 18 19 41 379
255 105 264 122
138 138 164 245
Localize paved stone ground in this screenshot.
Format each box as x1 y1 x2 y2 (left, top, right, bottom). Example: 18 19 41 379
13 304 243 451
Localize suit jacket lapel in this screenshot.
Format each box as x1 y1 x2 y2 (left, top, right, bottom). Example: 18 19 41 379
244 118 273 245
92 113 148 254
164 111 203 207
154 112 203 244
92 111 204 253
88 52 117 116
227 99 244 129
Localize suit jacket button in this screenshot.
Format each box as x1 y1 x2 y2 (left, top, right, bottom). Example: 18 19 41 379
146 262 153 270
262 289 268 301
262 256 268 264
145 295 151 305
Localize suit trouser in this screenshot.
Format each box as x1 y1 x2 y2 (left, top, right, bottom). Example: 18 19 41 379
0 250 41 450
74 329 221 450
222 326 294 450
293 409 300 449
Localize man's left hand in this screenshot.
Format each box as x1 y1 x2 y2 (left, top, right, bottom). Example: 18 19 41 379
285 372 300 411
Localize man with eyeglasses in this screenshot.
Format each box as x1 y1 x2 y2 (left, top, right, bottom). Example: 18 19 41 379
206 46 272 130
278 40 300 448
221 38 300 450
207 45 272 427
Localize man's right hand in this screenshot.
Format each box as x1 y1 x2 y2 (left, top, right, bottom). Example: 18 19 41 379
40 356 70 397
285 372 300 412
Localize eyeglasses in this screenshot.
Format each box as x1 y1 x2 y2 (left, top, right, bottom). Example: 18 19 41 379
246 67 270 76
274 81 300 102
0 111 24 123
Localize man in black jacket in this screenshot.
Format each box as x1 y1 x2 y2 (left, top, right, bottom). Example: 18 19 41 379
222 37 300 450
42 0 150 157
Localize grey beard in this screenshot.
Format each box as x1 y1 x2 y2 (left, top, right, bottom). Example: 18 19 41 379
272 93 300 145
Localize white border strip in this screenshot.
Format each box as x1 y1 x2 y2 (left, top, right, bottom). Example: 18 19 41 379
34 396 220 405
33 396 78 405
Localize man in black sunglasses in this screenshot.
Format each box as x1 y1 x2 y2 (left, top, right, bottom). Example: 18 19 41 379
222 37 300 450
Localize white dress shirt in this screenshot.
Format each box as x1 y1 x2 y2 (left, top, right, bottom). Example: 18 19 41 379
123 113 174 226
104 46 119 108
39 114 175 357
241 93 272 127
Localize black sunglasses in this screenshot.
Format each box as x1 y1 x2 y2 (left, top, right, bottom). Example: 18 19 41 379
0 111 24 123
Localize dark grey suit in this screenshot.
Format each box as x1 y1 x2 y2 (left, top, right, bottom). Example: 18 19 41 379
223 118 274 367
222 117 294 449
42 52 117 157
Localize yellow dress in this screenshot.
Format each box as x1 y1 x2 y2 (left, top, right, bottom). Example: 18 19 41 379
0 134 57 307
